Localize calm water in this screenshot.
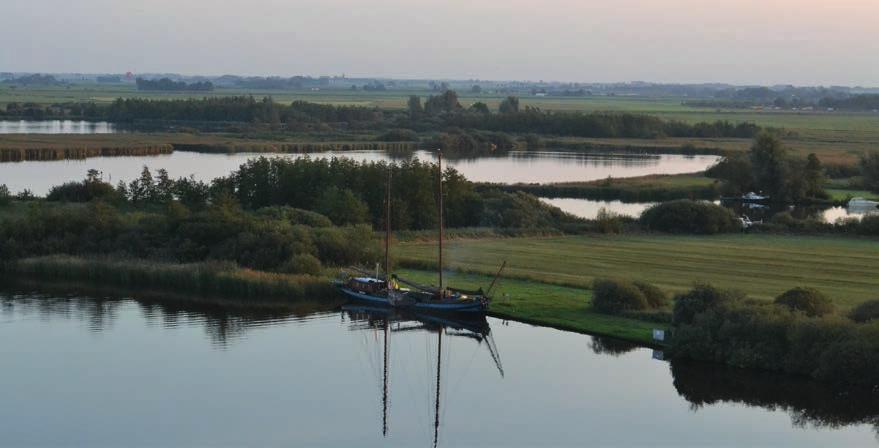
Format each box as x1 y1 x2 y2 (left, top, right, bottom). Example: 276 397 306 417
0 150 720 196
541 197 656 220
546 197 879 223
1 289 876 447
0 120 117 134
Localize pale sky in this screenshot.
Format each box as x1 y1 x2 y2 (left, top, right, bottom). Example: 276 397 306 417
2 0 878 86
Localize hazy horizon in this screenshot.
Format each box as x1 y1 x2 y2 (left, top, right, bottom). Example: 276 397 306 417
2 0 878 86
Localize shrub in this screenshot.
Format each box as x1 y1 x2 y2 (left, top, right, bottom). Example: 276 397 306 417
673 284 745 325
774 287 835 317
47 179 119 202
255 206 333 227
0 184 10 206
848 299 879 323
592 278 648 314
634 280 668 308
640 200 738 234
595 207 623 234
281 253 323 275
376 128 417 142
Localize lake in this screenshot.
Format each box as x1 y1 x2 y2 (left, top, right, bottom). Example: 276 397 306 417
1 289 876 447
0 150 720 196
0 120 117 134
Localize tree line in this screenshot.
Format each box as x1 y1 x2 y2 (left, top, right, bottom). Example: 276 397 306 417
135 77 214 91
1 92 762 140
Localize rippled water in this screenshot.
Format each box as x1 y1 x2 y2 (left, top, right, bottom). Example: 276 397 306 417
0 120 117 134
0 150 720 196
1 289 876 447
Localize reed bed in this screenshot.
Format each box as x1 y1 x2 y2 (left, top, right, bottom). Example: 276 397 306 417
0 145 173 162
3 255 336 301
172 141 417 154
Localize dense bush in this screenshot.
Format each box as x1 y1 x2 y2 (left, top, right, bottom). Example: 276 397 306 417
774 287 834 317
592 279 648 314
0 199 382 273
640 200 738 234
46 179 120 203
634 280 668 308
591 278 668 315
848 300 879 323
254 206 333 227
376 128 417 142
672 283 745 325
670 284 879 388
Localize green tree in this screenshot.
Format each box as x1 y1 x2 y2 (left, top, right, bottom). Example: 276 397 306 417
316 187 370 225
470 85 482 94
129 166 155 203
407 95 422 119
804 153 826 198
861 152 879 193
499 96 520 114
749 133 789 200
0 184 10 206
469 102 490 114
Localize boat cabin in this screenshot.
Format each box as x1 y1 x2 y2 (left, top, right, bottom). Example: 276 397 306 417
347 277 387 294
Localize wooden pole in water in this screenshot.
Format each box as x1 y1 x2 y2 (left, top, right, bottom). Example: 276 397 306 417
438 149 443 296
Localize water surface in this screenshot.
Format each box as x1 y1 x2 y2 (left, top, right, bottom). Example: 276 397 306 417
1 290 876 447
0 150 720 196
0 120 117 134
546 197 879 223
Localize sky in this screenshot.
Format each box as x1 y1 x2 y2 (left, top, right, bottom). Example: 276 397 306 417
2 0 878 86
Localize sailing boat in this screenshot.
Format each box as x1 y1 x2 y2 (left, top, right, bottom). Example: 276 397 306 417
335 152 501 313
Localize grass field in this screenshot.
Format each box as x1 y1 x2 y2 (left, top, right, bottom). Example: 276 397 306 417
397 268 661 345
397 234 879 309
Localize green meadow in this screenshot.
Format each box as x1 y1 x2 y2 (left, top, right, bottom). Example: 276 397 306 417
397 234 879 309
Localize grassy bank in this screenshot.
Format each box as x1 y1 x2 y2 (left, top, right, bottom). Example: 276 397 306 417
2 255 337 302
397 234 879 309
481 172 720 202
397 268 662 345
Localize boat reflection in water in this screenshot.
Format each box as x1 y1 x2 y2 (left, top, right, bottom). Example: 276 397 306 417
341 304 503 447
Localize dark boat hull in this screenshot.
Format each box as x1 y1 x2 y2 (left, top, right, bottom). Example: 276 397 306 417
337 286 488 313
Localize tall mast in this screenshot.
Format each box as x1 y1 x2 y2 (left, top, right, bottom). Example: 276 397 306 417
433 328 443 448
437 150 443 295
385 166 391 281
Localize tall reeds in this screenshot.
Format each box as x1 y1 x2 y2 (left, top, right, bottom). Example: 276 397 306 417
3 255 336 301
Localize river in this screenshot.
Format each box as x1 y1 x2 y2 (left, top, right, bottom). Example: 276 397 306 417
0 289 876 447
0 150 720 196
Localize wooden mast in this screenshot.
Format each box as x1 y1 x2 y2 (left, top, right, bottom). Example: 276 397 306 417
437 149 443 296
385 166 391 281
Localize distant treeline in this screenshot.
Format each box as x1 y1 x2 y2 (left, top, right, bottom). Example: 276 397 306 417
1 74 60 86
1 92 762 140
686 89 879 112
135 77 214 92
819 94 879 111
